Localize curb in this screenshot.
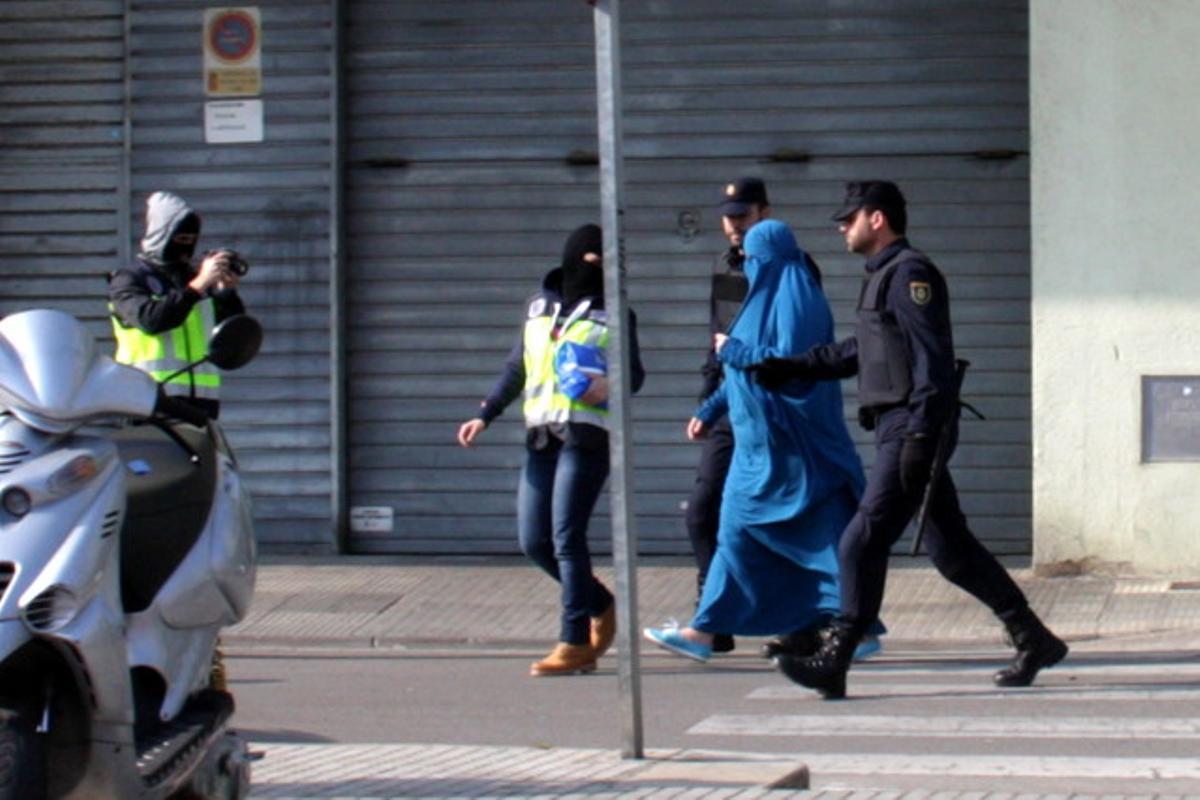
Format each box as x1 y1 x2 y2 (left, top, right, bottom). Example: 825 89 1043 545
245 742 811 798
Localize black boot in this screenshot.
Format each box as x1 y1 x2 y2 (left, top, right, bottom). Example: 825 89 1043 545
994 607 1068 687
773 620 859 700
712 633 736 653
759 614 834 660
760 629 822 660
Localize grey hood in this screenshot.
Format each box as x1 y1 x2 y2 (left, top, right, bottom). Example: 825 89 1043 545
138 191 197 265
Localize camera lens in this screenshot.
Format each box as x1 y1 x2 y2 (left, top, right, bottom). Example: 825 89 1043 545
221 251 248 276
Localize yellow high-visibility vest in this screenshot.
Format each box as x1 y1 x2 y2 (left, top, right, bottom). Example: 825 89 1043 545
522 297 608 429
111 299 221 399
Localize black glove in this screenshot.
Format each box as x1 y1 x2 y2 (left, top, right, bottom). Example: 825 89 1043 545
748 355 813 389
154 386 210 428
898 435 936 496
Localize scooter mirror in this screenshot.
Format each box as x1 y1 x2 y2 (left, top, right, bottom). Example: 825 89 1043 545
207 314 263 371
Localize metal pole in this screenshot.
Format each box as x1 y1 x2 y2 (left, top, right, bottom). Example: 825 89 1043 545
590 0 643 760
329 0 350 552
119 0 133 267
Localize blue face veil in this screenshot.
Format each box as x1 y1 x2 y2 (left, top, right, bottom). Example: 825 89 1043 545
714 219 864 523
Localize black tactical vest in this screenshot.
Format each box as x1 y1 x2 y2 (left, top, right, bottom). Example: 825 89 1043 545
711 250 748 332
855 248 928 409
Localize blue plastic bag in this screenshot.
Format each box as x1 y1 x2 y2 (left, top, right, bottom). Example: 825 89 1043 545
554 341 607 403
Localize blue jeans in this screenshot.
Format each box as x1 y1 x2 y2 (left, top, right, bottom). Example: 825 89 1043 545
517 438 614 645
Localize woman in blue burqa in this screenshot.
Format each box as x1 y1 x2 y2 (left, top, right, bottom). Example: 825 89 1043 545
645 219 881 662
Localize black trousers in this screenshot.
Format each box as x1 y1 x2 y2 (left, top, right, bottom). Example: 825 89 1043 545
684 418 734 596
839 407 1027 634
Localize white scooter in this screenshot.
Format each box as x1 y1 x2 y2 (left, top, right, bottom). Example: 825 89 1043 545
0 308 261 799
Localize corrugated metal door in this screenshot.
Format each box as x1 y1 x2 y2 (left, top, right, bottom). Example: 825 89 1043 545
345 0 1031 555
126 1 335 549
0 1 125 326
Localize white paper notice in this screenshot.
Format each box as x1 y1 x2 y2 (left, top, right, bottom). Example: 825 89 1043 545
204 99 264 144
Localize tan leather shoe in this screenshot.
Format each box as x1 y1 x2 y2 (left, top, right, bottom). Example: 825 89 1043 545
530 643 597 677
590 603 617 659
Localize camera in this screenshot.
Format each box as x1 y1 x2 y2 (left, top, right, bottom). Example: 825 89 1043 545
207 249 249 276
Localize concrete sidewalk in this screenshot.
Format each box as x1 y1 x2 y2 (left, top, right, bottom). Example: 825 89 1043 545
230 555 1200 798
228 554 1200 651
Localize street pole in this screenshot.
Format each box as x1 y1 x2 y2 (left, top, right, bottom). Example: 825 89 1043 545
589 0 643 760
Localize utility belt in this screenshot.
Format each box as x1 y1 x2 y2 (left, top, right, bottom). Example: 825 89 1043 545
857 402 904 432
526 421 608 452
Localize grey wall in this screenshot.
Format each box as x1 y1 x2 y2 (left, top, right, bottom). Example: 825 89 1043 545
0 0 337 550
1031 0 1200 576
343 0 1032 556
0 1 1032 556
0 0 338 551
0 1 125 327
125 0 337 549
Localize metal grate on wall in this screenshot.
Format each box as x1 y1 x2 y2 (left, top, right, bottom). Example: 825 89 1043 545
342 0 1032 556
0 1 126 332
126 0 335 549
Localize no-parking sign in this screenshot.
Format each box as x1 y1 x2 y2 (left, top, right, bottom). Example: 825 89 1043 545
204 7 262 96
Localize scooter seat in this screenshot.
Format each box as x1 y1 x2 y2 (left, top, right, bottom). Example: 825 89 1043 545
112 424 218 612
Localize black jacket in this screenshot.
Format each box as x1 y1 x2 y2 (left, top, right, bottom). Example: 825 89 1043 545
108 258 245 335
798 238 956 437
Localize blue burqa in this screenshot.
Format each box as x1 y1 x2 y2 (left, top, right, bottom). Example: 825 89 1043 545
692 220 865 636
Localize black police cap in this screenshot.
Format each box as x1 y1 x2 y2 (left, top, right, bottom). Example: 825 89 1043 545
831 180 906 223
718 176 769 216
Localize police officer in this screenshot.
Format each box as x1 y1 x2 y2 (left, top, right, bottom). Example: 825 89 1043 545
457 224 646 677
684 177 774 654
108 191 247 420
751 181 1067 699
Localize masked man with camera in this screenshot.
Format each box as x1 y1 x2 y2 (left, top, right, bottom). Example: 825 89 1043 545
108 191 248 419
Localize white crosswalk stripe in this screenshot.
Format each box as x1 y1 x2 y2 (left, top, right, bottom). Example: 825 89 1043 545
688 647 1200 794
822 660 1200 677
771 753 1200 781
749 683 1200 701
692 713 1200 738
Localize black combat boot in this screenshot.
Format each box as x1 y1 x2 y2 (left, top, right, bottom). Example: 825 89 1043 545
994 606 1068 687
759 613 833 660
760 629 822 660
773 620 860 700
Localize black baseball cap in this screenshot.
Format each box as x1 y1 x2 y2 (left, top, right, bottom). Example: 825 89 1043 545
718 177 769 216
831 180 906 223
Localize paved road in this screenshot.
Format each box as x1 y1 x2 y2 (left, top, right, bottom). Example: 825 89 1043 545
232 635 1200 797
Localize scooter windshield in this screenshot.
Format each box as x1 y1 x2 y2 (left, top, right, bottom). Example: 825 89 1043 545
0 309 158 433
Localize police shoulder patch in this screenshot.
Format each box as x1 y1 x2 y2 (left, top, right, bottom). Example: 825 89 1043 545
528 297 547 318
909 281 932 306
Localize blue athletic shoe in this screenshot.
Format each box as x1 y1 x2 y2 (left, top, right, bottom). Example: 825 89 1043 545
853 635 883 661
643 621 711 662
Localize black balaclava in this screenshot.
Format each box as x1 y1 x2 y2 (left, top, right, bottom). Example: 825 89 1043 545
162 212 201 267
560 224 604 308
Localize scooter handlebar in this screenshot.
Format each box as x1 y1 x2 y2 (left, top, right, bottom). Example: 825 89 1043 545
153 387 210 428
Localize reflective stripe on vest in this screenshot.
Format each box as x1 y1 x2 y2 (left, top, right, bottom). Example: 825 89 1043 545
111 299 221 400
522 303 609 429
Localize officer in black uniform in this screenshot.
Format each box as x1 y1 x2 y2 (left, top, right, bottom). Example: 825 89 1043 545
684 177 771 654
751 181 1067 699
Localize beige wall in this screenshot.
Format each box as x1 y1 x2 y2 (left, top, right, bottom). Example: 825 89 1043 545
1031 1 1200 575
